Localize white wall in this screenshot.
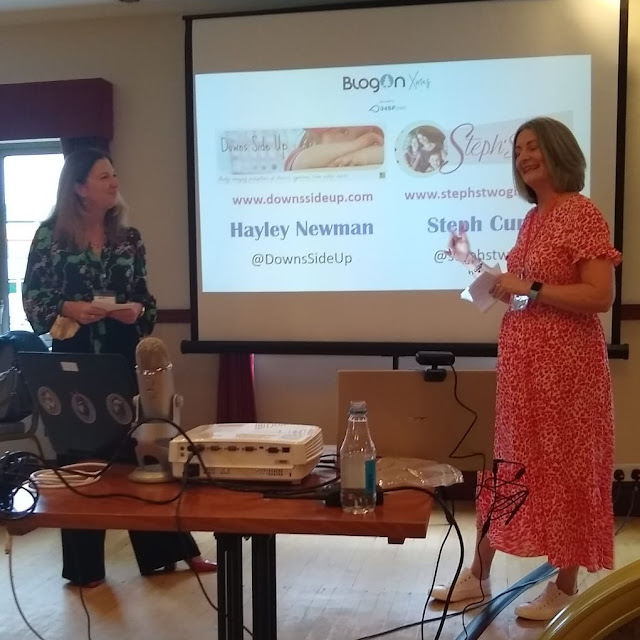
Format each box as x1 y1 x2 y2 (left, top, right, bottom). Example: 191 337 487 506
1 4 639 463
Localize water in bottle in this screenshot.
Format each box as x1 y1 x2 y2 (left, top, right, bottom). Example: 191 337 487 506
340 400 377 514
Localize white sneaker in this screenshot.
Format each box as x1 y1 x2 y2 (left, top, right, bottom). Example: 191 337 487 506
430 568 492 603
515 582 577 621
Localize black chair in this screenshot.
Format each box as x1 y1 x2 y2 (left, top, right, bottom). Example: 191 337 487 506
0 413 42 454
0 330 48 457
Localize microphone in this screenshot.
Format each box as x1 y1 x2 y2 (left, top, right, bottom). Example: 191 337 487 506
128 337 182 484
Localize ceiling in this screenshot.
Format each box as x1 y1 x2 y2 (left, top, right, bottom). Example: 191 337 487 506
0 0 371 24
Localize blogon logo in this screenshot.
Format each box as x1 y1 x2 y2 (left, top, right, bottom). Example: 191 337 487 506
343 73 406 93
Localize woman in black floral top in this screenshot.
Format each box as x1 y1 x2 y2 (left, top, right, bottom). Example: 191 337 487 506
23 216 157 367
23 148 157 368
23 148 215 586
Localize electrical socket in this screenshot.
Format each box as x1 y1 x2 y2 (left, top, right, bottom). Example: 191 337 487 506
613 465 640 481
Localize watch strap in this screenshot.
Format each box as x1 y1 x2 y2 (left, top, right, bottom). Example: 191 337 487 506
528 281 543 301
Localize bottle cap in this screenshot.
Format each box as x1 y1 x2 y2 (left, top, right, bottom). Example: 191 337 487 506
349 400 367 414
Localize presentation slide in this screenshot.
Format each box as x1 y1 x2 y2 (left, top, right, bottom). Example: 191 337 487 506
187 0 621 345
195 55 590 294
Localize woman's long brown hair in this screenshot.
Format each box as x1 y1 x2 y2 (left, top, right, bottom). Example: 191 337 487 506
50 148 127 250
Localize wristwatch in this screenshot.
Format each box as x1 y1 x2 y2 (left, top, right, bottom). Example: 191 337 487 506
528 281 543 301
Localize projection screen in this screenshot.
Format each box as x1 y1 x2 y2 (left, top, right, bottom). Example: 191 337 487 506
185 0 625 353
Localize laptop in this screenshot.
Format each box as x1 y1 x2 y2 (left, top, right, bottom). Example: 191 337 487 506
17 352 137 457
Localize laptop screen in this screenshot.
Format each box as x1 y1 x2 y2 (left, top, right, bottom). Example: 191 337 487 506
17 352 137 457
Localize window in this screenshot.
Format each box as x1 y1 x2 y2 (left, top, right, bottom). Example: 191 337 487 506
0 142 64 335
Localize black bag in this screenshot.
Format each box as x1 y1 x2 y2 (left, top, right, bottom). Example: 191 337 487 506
0 330 48 422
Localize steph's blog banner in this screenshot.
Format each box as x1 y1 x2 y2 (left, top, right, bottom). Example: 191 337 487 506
216 126 385 175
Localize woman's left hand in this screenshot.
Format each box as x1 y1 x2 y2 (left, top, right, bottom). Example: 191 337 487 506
108 303 143 325
491 273 531 300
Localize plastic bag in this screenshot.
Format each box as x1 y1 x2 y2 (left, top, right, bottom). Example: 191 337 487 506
377 457 463 490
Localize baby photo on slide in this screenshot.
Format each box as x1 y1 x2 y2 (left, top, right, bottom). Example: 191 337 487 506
216 126 384 175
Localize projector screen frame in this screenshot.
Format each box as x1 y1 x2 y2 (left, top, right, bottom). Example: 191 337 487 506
182 0 629 359
180 340 629 359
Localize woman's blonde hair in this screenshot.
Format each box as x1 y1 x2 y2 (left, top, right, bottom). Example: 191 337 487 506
512 117 586 203
50 148 127 249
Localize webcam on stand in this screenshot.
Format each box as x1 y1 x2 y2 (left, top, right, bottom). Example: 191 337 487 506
415 351 455 382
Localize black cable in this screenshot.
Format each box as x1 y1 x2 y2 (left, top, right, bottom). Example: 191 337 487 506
182 458 340 498
615 476 638 536
261 475 340 499
451 458 528 639
0 416 215 508
437 366 529 639
51 424 253 635
448 365 528 514
0 418 250 638
77 570 93 640
459 517 491 639
7 536 48 640
355 361 528 640
354 577 549 640
382 486 464 640
0 450 184 506
353 484 537 640
134 418 340 502
0 420 204 640
111 426 253 634
444 365 528 531
24 419 48 470
0 431 193 638
1 408 524 640
446 365 486 474
420 490 455 640
263 479 463 640
613 474 624 506
0 452 40 520
172 453 254 635
182 371 525 640
0 418 327 637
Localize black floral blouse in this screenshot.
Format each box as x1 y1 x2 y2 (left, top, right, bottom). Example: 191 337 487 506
22 217 157 354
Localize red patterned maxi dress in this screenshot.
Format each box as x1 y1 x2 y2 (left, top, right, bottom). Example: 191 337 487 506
476 194 621 571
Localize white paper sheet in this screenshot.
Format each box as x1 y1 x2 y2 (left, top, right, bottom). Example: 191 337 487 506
460 264 502 313
91 301 139 313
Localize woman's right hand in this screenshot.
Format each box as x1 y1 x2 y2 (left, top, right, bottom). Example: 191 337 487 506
61 301 107 325
447 232 472 263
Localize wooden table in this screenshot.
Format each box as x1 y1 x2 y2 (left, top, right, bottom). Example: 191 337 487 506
4 465 432 640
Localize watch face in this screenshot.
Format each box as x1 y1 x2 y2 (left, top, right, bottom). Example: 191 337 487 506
529 282 542 300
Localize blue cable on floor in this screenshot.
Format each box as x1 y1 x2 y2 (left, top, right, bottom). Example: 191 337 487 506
454 562 557 640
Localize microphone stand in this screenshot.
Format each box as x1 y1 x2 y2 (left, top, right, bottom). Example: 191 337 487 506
128 354 183 484
129 394 182 483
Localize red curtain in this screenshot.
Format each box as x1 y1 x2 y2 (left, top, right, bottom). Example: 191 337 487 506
60 136 110 157
216 354 257 423
0 78 113 142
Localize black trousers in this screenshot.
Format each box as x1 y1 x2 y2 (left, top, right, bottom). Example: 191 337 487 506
60 529 200 584
57 450 201 585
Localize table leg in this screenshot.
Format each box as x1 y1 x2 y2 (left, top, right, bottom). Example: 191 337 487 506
215 533 244 640
251 534 277 640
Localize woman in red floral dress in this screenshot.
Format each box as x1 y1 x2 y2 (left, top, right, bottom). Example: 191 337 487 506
432 117 621 621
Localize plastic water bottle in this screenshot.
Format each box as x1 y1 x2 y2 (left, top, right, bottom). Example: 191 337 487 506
340 400 377 514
